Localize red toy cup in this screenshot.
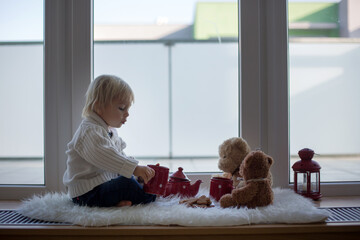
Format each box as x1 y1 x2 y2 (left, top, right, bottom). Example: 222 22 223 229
143 164 169 195
209 177 234 201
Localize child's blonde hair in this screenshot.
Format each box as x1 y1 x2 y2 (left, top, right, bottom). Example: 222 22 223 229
82 75 134 118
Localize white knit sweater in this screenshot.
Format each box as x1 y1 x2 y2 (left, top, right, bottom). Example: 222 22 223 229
63 111 139 198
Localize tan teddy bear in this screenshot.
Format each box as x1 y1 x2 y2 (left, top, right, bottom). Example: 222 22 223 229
220 150 274 209
218 137 273 188
218 137 251 188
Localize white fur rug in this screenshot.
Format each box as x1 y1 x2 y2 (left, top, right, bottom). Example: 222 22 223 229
17 188 329 227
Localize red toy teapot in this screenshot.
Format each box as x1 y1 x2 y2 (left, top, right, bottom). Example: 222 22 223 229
164 167 202 197
143 164 169 195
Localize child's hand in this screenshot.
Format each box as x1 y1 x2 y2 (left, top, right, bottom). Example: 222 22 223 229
133 165 155 184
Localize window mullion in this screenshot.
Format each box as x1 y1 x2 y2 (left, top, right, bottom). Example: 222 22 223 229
45 0 93 193
44 0 71 192
240 0 289 188
71 0 93 133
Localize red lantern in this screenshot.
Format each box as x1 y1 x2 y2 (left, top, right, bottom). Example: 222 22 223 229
292 148 322 200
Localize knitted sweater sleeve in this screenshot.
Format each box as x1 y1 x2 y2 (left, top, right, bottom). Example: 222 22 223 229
75 126 138 178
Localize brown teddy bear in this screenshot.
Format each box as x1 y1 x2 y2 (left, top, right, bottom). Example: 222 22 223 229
218 137 251 188
219 150 274 209
218 137 273 188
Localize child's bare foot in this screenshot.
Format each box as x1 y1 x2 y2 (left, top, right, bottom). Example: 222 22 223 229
116 200 132 207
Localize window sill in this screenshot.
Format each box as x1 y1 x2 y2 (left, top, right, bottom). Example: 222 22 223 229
1 196 359 240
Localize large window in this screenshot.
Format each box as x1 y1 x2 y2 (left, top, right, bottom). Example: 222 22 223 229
1 0 358 199
0 0 44 185
94 0 238 172
288 0 360 183
0 0 93 199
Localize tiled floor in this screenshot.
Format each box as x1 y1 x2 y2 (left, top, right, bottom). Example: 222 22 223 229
0 155 359 185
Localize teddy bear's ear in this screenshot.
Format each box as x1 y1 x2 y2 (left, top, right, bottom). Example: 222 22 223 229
232 137 250 152
267 156 274 166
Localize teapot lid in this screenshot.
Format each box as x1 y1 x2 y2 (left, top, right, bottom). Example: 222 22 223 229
147 163 169 171
170 167 190 181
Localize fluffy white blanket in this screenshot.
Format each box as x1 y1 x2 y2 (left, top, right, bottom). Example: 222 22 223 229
17 188 329 227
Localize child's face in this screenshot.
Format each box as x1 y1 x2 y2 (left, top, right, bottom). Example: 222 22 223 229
98 97 130 128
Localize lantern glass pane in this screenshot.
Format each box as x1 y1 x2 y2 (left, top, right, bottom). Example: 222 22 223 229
310 172 319 193
296 172 307 193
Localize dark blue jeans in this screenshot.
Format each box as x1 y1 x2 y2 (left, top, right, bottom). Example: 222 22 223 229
72 176 156 207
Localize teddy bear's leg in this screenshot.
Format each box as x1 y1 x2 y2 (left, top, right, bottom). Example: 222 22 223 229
219 193 237 208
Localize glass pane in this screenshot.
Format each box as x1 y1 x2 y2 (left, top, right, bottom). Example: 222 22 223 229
0 0 44 184
310 172 319 192
172 43 238 157
289 0 360 183
94 0 238 172
296 172 307 193
94 43 170 157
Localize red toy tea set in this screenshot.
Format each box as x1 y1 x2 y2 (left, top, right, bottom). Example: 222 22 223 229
209 177 234 201
143 164 169 195
164 167 202 197
144 164 232 201
144 164 202 198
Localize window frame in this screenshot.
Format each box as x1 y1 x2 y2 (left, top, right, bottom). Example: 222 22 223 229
0 0 93 199
1 0 358 199
188 0 359 196
239 0 359 196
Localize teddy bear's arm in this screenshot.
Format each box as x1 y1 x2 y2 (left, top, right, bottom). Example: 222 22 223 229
232 183 258 205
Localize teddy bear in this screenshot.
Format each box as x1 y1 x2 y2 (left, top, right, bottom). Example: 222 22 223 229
219 150 274 209
217 137 251 188
218 137 273 188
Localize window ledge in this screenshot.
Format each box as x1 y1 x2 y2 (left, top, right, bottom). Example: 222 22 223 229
1 196 359 240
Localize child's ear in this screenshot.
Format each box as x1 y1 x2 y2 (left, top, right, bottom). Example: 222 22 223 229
93 101 102 114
